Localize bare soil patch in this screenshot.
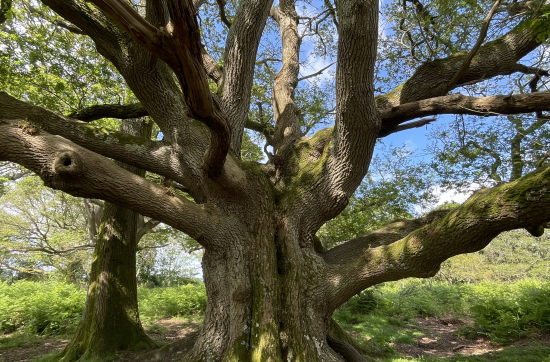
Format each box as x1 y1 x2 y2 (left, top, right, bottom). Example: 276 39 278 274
0 319 199 362
0 335 70 362
392 316 546 359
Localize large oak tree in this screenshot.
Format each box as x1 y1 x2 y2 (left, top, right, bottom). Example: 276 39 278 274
2 0 550 360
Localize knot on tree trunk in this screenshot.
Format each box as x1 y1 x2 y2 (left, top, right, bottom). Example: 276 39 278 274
53 150 84 175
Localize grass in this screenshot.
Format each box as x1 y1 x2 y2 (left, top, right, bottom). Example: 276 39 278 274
0 332 43 350
336 313 426 346
0 279 549 361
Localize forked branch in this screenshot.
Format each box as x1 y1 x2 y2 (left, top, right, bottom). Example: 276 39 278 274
88 0 230 175
446 0 503 92
0 93 195 188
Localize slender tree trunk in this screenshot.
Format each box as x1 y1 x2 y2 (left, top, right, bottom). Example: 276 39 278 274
57 119 155 361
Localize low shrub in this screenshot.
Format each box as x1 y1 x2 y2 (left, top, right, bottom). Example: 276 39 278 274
137 284 207 320
338 279 550 344
0 281 207 335
465 280 550 343
0 280 85 335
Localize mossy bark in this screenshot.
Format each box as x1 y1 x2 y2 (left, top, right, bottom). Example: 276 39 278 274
57 119 155 362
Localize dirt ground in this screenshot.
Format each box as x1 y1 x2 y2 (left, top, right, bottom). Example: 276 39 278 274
0 319 198 362
393 317 550 359
1 317 549 361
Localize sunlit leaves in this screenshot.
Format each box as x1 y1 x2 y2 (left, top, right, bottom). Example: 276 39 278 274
0 177 90 282
318 142 438 247
0 1 133 114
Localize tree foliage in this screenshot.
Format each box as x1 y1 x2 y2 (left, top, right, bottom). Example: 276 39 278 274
2 0 550 360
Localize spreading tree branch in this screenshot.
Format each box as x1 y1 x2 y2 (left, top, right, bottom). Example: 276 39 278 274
377 17 547 108
379 91 550 132
215 0 232 28
272 0 302 152
325 166 550 309
0 92 194 188
0 121 220 246
465 140 503 183
87 0 230 175
221 0 274 156
65 100 273 141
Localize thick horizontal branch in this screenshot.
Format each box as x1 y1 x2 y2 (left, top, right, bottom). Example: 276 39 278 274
377 17 547 108
325 166 550 309
245 119 274 140
0 92 193 187
379 91 550 132
0 121 221 246
66 101 271 141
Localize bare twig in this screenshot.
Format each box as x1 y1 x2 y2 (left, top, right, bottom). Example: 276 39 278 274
215 0 232 28
298 61 336 82
446 0 503 92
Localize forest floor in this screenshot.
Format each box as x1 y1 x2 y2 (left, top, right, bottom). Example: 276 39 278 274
391 316 550 360
0 317 549 361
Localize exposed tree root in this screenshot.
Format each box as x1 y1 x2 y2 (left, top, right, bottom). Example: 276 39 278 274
137 331 199 361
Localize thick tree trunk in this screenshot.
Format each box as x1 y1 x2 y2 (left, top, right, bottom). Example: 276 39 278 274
172 166 358 362
178 221 365 362
182 230 347 361
57 119 155 362
58 200 155 361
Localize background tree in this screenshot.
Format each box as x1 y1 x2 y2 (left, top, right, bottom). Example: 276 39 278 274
2 0 550 361
0 176 92 282
57 118 157 361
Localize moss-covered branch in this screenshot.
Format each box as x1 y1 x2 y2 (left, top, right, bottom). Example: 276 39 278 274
376 18 547 109
326 166 550 309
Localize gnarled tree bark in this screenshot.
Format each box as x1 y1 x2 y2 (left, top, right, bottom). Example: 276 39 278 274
2 0 550 360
